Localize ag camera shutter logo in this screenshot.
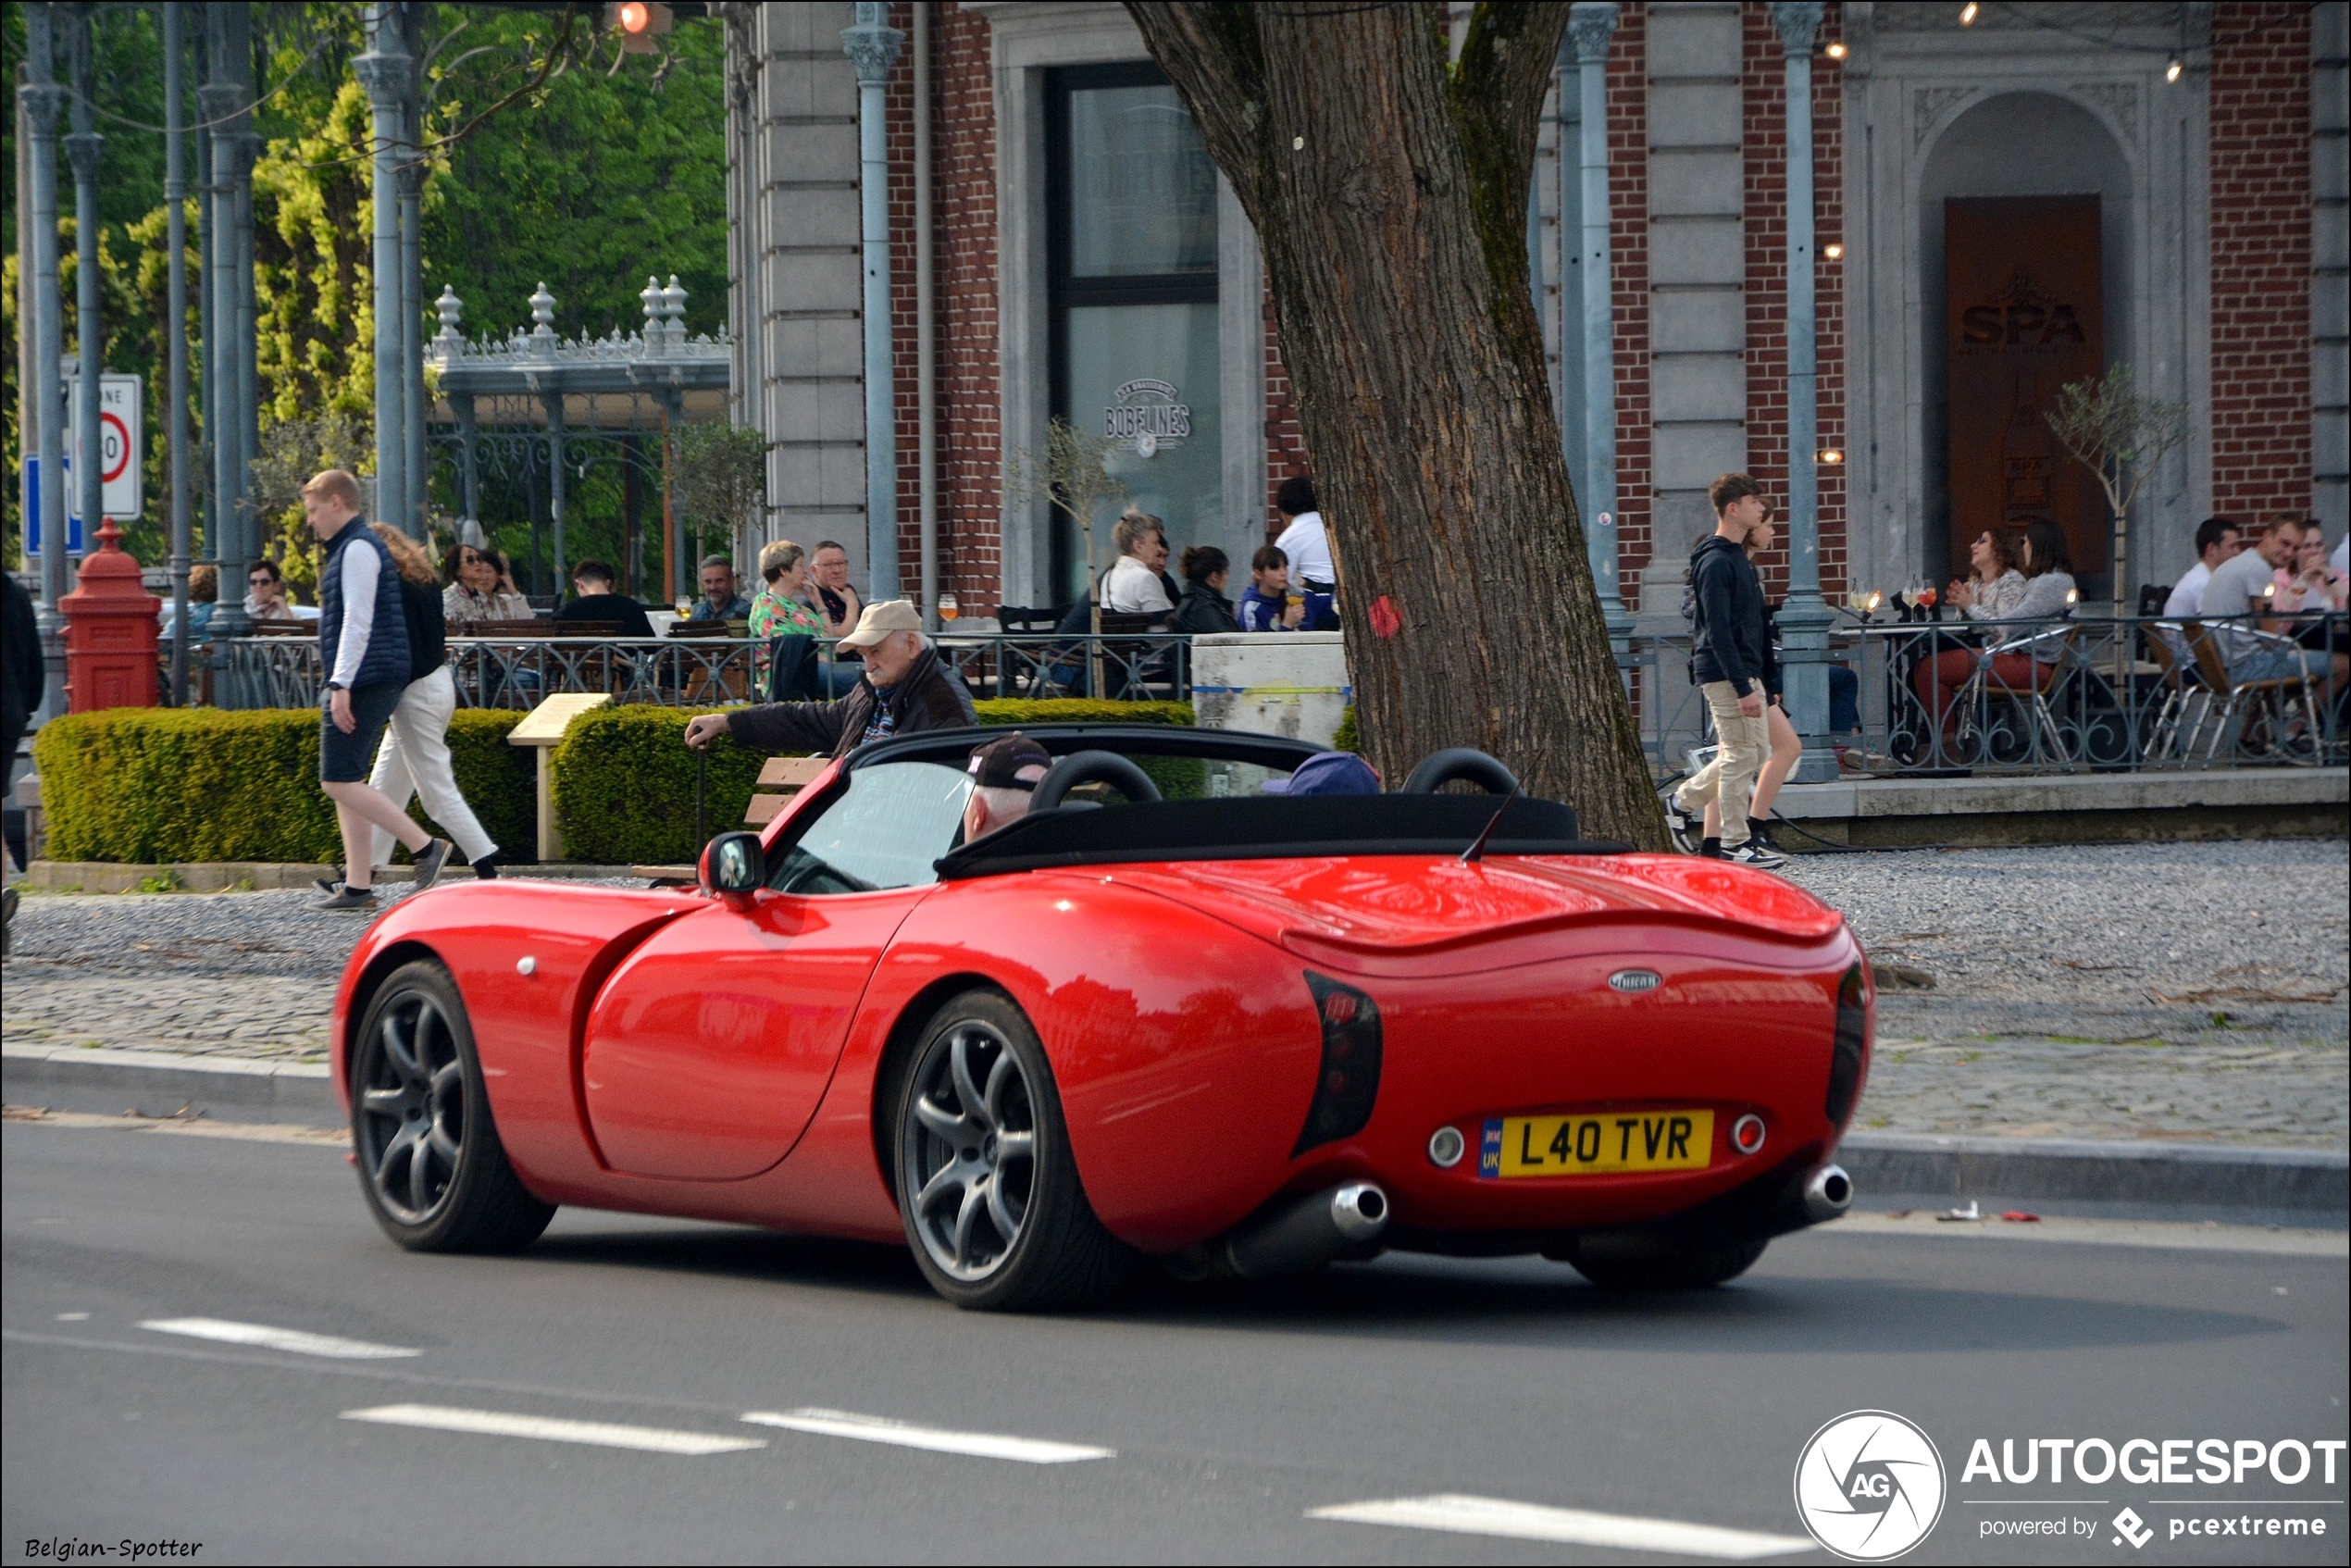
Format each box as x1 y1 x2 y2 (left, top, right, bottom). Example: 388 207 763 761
1793 1410 1947 1562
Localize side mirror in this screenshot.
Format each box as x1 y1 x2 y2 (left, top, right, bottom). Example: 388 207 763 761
699 830 766 897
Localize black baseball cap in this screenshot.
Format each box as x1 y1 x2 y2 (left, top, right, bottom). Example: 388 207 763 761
967 733 1052 790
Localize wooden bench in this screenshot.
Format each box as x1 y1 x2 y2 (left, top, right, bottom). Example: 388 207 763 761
632 753 830 883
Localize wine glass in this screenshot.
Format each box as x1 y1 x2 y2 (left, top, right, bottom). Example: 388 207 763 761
938 592 959 623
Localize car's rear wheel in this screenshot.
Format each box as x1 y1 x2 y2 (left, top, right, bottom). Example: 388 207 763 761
894 989 1129 1312
352 959 555 1254
1564 1238 1768 1291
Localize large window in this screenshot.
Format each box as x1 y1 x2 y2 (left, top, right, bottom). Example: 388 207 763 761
1048 66 1222 606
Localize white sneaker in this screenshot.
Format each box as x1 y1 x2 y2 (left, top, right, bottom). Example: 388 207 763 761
1661 796 1698 852
1722 840 1786 870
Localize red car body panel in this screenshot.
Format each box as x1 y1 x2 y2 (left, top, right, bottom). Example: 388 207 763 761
335 825 1869 1256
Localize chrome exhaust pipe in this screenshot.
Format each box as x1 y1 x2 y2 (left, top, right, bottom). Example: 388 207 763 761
1224 1182 1390 1279
1804 1164 1853 1223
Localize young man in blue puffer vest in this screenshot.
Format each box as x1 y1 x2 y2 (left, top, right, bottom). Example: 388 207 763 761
305 469 453 912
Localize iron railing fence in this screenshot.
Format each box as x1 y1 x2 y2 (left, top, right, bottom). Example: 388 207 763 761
196 629 1199 713
186 612 2341 778
1626 610 2345 781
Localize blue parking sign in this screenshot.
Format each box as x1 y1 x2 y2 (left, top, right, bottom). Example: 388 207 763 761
20 455 85 555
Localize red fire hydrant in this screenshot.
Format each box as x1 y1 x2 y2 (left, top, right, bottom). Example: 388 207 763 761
59 519 161 713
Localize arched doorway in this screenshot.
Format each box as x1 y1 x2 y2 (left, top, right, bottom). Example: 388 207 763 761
1920 92 2134 595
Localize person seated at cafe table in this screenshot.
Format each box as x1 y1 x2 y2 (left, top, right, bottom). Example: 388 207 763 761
244 558 307 623
684 599 976 759
551 559 654 638
1238 545 1307 631
442 541 532 623
1945 527 2026 622
689 554 753 622
1171 545 1242 635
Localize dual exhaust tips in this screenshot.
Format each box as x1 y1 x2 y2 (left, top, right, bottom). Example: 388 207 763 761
1195 1163 1848 1282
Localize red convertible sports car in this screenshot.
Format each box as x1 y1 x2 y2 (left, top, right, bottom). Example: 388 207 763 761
333 724 1868 1311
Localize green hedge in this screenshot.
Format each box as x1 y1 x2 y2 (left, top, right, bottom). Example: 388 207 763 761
33 707 533 865
547 697 1196 865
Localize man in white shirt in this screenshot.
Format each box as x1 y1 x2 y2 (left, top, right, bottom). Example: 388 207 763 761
1103 510 1175 616
2200 517 2340 695
1270 474 1336 629
2162 516 2241 617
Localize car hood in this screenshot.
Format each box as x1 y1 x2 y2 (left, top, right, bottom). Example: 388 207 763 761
1099 852 1847 976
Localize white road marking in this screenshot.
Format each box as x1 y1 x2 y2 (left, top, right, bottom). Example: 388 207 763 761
1308 1494 1813 1561
742 1407 1113 1464
140 1317 420 1360
344 1403 765 1455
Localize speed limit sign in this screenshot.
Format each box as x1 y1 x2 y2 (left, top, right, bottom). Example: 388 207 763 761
68 373 144 522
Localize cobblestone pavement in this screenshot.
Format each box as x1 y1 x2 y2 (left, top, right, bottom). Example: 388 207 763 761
5 841 2345 1148
1779 837 2347 1150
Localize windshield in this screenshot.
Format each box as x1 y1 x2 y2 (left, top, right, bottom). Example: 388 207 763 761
768 760 974 895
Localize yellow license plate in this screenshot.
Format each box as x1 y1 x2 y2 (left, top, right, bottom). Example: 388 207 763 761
1479 1111 1715 1178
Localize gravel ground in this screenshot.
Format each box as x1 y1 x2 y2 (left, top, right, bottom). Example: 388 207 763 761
1779 837 2347 1149
5 841 2345 1148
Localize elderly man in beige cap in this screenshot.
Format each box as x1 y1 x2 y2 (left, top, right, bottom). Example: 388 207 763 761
685 599 976 757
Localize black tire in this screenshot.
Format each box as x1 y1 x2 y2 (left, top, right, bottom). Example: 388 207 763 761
351 959 555 1254
894 989 1130 1312
1566 1238 1768 1291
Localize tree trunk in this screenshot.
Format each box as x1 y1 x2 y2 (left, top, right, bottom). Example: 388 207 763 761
1127 1 1666 849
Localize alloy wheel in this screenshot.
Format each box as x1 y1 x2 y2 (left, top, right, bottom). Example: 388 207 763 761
901 1019 1038 1282
355 989 466 1226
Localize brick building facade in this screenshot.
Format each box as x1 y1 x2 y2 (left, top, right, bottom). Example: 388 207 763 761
726 1 2345 626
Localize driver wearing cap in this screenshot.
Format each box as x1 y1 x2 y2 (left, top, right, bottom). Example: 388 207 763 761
684 598 976 757
963 732 1052 843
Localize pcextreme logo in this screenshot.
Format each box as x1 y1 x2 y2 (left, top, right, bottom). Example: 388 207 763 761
1793 1410 1949 1562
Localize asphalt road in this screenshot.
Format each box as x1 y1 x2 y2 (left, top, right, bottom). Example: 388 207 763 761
5 1120 2345 1565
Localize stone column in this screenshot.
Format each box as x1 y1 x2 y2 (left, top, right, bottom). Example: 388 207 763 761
1770 1 1837 782
398 49 429 538
67 6 104 566
202 3 251 641
164 4 193 706
355 4 411 539
21 6 69 717
1568 3 1628 653
843 2 903 603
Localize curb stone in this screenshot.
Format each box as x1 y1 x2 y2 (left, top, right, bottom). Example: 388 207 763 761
7 1044 2345 1225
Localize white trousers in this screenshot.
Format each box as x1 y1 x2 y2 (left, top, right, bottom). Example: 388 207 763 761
368 667 498 868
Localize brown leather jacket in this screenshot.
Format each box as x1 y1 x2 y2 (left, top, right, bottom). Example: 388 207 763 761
722 643 976 757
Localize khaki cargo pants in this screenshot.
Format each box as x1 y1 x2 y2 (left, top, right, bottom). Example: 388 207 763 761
1675 680 1772 849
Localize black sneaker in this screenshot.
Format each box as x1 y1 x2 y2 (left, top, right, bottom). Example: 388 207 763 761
312 865 345 896
1745 818 1777 851
1723 840 1786 870
411 839 454 893
313 885 379 913
470 853 500 881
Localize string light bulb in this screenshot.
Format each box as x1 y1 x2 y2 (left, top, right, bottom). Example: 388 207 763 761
1959 2 1978 24
1825 40 1847 60
1824 243 1845 260
1818 448 1846 465
2165 56 2183 82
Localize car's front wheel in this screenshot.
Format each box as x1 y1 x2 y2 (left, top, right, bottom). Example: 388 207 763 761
351 959 555 1253
1564 1238 1768 1291
894 989 1129 1312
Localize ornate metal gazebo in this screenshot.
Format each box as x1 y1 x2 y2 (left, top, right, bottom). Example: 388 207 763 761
427 274 731 602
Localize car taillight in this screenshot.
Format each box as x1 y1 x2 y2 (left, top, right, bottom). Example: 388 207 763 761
1293 974 1382 1155
1824 963 1867 1125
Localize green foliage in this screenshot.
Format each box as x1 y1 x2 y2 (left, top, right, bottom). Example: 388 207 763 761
549 706 768 866
1332 704 1360 753
548 698 1199 865
33 706 531 865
